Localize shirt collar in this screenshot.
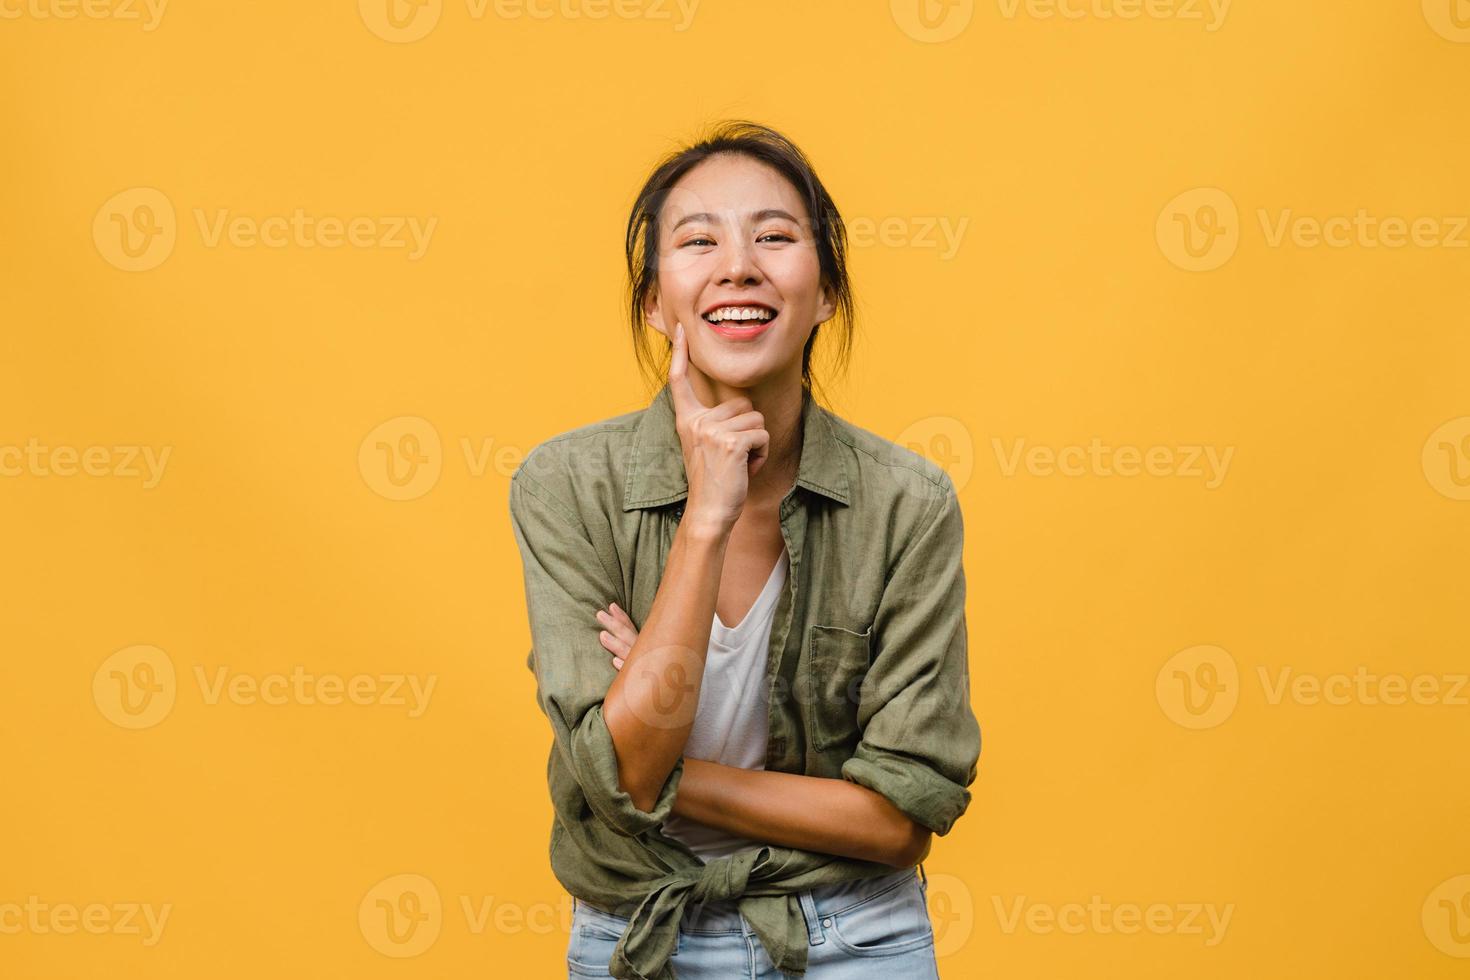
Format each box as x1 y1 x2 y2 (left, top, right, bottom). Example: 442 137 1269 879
622 382 852 511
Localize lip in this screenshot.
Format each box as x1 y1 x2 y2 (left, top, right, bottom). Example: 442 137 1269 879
700 301 780 341
705 310 779 341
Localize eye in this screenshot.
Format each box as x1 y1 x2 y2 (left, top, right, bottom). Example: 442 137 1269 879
680 235 716 248
759 232 795 244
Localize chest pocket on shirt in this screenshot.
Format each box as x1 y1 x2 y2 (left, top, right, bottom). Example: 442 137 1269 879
806 623 874 753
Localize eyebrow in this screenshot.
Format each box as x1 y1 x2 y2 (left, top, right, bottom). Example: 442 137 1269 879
669 208 803 231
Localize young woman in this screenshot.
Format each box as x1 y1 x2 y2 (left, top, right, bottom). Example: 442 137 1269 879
508 121 981 979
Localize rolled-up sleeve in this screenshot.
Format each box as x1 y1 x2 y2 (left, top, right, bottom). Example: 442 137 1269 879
840 477 981 836
508 462 683 837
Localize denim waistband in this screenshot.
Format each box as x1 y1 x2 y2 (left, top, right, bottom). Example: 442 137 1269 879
573 862 928 940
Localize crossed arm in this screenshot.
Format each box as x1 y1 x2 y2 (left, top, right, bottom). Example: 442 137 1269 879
596 602 931 869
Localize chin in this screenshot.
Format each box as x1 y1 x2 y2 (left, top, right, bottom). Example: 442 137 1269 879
703 367 771 389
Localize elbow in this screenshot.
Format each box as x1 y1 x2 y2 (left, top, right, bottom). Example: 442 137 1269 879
602 698 665 813
883 817 933 869
626 781 661 815
614 756 668 815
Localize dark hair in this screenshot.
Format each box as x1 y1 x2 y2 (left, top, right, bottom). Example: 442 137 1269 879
624 120 856 403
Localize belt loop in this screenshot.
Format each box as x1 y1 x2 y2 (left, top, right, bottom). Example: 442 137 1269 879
918 861 929 892
797 890 826 946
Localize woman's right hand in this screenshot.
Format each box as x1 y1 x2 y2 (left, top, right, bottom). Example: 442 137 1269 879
668 321 770 536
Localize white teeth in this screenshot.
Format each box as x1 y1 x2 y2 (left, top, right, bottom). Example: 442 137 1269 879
704 306 775 324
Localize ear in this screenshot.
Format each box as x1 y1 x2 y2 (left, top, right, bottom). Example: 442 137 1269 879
814 281 837 326
643 290 669 340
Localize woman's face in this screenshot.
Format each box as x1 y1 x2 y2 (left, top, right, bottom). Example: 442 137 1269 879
644 153 835 396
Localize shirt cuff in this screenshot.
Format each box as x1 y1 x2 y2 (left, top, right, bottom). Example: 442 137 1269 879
570 701 685 837
841 743 972 836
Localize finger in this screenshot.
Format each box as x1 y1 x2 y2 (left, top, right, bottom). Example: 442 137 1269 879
599 629 632 659
601 606 638 649
700 398 756 424
607 602 638 632
667 322 708 421
714 427 769 458
612 656 625 671
711 409 765 431
744 429 770 474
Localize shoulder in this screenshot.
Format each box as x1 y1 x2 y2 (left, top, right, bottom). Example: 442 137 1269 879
819 406 965 579
508 402 645 516
821 407 956 511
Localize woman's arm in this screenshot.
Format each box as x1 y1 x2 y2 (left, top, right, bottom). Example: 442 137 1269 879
671 758 931 868
597 604 930 867
600 518 728 813
602 325 775 813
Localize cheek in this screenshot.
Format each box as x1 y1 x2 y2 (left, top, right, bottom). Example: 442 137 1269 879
764 248 823 300
655 256 713 316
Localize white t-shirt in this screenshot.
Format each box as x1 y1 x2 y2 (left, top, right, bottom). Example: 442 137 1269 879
660 548 790 863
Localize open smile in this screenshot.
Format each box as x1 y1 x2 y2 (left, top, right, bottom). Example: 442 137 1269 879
701 302 780 340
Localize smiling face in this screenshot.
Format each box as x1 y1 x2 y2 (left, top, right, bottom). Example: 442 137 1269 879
643 153 836 400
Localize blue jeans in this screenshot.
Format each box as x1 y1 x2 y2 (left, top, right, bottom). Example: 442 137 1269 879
566 864 940 979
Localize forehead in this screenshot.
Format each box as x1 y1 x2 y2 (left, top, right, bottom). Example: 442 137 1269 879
660 154 810 226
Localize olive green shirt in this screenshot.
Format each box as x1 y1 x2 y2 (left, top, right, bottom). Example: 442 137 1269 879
508 381 981 980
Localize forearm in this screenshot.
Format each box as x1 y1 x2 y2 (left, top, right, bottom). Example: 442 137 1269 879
672 758 931 868
601 520 728 811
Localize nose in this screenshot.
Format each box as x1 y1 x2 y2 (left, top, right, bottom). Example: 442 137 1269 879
717 236 763 286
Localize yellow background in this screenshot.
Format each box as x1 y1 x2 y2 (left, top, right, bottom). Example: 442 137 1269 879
3 0 1469 976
